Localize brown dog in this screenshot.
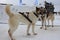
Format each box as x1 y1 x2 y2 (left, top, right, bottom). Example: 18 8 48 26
40 11 54 30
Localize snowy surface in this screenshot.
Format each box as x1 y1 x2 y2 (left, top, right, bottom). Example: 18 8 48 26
0 15 60 40
0 24 60 40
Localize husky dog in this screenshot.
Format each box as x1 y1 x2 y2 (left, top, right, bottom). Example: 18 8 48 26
39 7 54 30
5 5 41 40
46 12 54 27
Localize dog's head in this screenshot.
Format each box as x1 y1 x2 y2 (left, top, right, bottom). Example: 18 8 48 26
36 7 41 14
39 7 47 15
36 7 46 14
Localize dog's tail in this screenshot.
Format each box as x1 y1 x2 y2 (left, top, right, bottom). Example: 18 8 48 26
5 5 14 17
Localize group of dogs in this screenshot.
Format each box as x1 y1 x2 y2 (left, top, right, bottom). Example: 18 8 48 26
5 4 54 40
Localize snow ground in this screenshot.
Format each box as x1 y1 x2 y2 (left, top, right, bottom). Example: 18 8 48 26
0 14 60 40
0 23 60 40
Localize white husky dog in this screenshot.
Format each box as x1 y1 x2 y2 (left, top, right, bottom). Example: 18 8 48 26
5 5 41 40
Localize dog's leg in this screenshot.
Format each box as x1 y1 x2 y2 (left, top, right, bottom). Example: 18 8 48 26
8 29 13 40
8 28 15 40
52 21 54 27
45 26 47 30
45 20 46 27
51 16 54 27
44 17 46 27
8 25 18 40
27 23 31 35
32 23 37 35
44 19 47 30
8 19 19 40
47 19 50 27
40 20 44 29
48 20 49 26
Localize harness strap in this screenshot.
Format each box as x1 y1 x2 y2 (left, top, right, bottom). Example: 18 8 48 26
33 12 38 18
26 12 29 17
19 12 32 23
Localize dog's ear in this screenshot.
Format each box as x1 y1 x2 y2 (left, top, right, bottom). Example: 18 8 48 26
36 7 37 9
36 7 41 14
36 7 39 10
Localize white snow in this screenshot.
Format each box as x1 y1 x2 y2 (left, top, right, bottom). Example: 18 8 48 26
0 23 60 40
0 13 60 40
0 14 60 40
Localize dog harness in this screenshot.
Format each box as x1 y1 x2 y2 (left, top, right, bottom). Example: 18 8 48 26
33 12 38 18
19 12 32 23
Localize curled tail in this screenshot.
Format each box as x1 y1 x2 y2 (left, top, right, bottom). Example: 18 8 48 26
5 5 14 17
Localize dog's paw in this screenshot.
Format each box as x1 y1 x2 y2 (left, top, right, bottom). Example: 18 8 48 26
11 38 15 40
27 33 31 35
52 25 54 27
45 28 47 30
33 33 37 35
47 25 50 27
40 27 43 29
11 37 16 40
